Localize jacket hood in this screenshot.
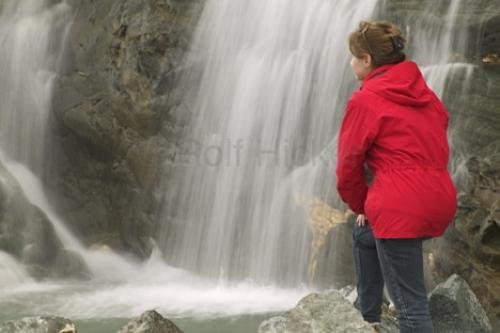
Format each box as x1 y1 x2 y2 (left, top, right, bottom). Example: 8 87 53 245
361 60 432 107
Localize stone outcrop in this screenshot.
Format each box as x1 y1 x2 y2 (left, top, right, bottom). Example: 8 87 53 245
260 278 492 333
258 291 376 333
0 311 183 333
0 161 89 280
117 310 183 333
0 316 76 333
339 285 399 333
50 0 203 258
429 274 493 333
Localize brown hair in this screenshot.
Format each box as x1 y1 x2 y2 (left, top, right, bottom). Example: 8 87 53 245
349 20 406 66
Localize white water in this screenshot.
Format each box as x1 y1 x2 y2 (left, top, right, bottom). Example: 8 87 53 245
0 0 71 174
0 3 313 321
0 149 313 320
0 151 145 282
1 153 84 252
0 0 75 299
0 251 32 287
0 150 311 324
158 0 474 287
0 0 140 286
159 0 379 286
0 247 310 320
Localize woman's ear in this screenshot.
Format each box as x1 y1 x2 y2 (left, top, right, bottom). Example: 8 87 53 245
362 54 373 68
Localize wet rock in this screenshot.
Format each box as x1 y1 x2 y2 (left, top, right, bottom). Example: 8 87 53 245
258 316 287 333
53 249 92 280
429 274 493 333
258 291 375 333
379 316 399 333
338 285 399 333
339 284 357 304
0 161 89 280
429 147 500 326
0 316 76 333
117 310 183 333
313 222 356 289
50 0 204 259
481 15 500 57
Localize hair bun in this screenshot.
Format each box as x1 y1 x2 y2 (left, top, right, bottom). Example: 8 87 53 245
349 20 406 65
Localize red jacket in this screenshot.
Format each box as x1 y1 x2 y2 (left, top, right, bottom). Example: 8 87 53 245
335 60 457 238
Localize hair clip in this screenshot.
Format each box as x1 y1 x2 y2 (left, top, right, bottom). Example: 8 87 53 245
390 36 404 52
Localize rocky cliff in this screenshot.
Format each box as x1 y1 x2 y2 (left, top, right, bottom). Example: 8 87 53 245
50 0 203 258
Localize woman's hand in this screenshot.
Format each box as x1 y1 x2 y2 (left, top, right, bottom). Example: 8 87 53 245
356 214 367 227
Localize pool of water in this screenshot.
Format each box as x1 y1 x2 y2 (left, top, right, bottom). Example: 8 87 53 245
0 255 309 332
73 314 278 333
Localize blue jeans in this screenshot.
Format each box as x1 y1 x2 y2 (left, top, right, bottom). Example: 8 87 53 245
352 224 434 333
352 224 384 323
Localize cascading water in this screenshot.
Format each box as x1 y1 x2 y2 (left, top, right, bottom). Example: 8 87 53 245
0 1 315 325
0 0 77 285
0 0 71 175
158 0 473 287
159 0 379 286
0 0 126 279
0 251 32 287
0 0 139 293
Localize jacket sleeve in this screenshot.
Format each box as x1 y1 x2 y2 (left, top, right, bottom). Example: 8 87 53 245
335 98 380 214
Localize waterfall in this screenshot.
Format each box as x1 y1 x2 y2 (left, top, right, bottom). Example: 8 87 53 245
0 0 80 279
0 0 72 175
159 0 475 286
0 0 136 281
159 0 379 286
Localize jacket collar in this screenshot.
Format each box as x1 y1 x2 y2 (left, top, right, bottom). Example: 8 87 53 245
361 63 397 86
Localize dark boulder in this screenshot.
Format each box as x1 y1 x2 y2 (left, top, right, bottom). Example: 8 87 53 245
429 274 493 333
117 310 183 333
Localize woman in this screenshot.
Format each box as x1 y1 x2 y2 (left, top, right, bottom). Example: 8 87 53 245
335 21 458 332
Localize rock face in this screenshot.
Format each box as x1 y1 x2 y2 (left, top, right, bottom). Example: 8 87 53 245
379 0 500 327
0 316 76 333
0 161 89 280
429 274 493 333
258 291 375 333
117 310 183 333
428 65 500 326
50 0 203 258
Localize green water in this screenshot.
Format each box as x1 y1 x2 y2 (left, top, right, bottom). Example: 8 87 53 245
72 314 277 333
